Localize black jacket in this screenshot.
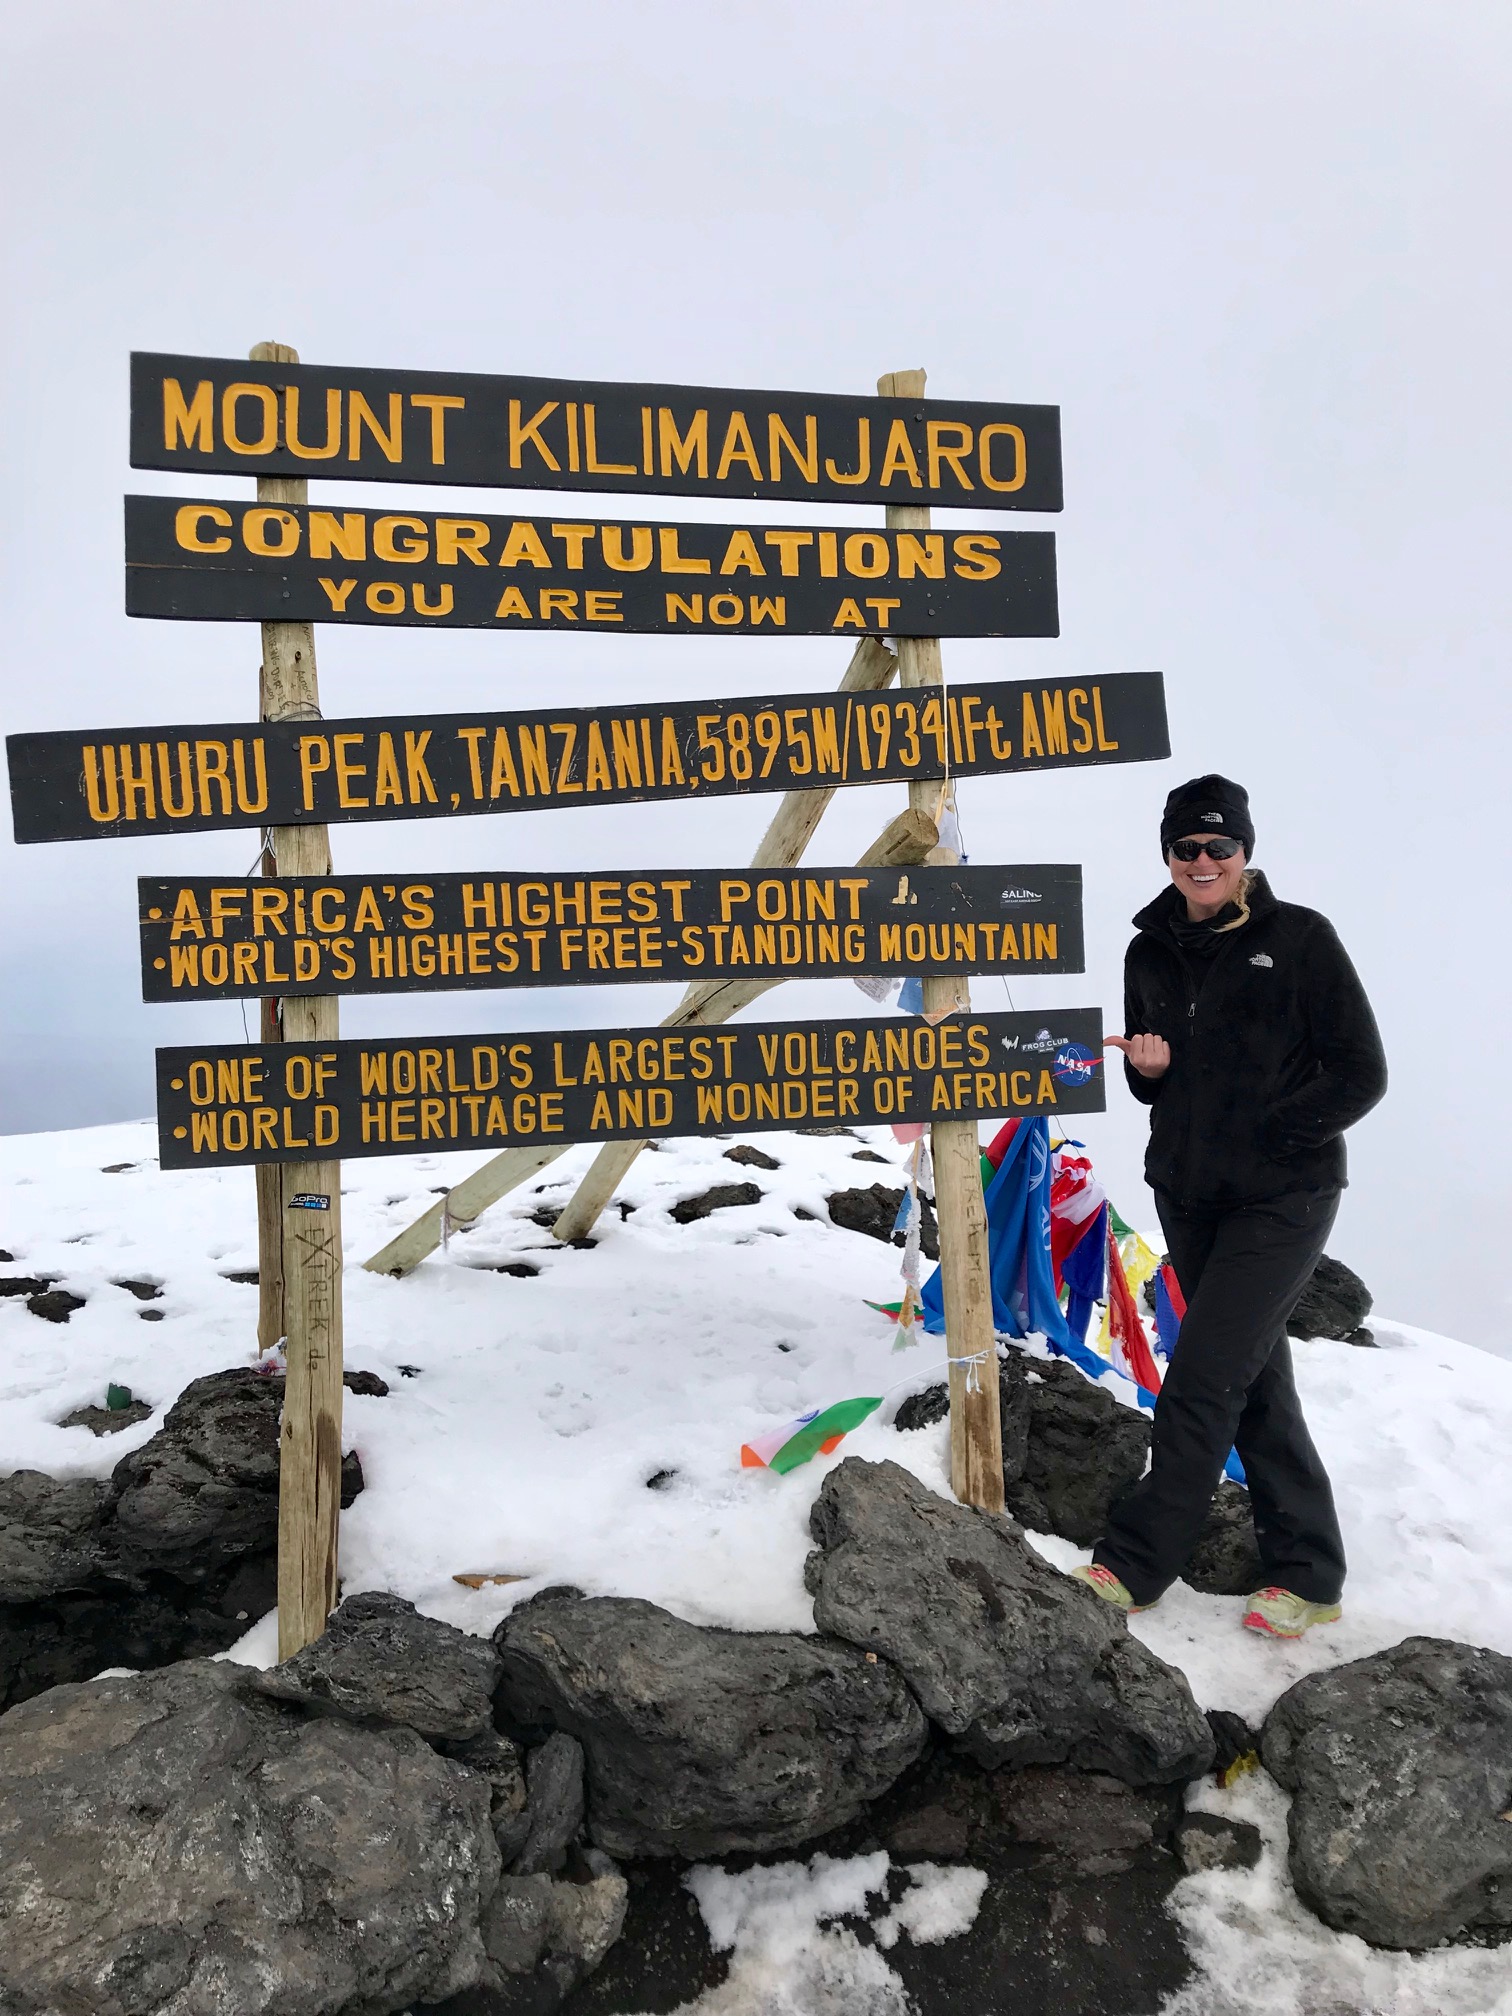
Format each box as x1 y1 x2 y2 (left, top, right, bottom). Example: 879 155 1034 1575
1123 873 1387 1208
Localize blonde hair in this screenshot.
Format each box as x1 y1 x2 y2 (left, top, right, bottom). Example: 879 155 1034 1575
1214 868 1257 932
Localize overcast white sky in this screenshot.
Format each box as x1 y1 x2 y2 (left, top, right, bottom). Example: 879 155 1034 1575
3 2 1509 1350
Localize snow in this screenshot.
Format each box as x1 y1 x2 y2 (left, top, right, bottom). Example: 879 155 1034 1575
4 1114 1512 2014
1166 1773 1512 2016
679 1854 986 2014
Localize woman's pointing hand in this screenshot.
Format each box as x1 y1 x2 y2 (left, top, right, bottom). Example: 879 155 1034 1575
1105 1033 1172 1080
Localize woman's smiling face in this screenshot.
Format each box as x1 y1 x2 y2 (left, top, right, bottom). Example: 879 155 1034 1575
1167 833 1247 917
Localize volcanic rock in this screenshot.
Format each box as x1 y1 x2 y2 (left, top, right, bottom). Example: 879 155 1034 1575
667 1181 762 1223
826 1181 939 1259
253 1589 501 1743
1182 1480 1265 1596
805 1458 1213 1784
0 1658 497 2013
494 1588 926 1858
1289 1253 1373 1340
0 1369 363 1710
1263 1634 1512 1948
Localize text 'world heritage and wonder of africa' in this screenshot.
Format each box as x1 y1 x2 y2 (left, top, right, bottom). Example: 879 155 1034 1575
155 1008 1106 1169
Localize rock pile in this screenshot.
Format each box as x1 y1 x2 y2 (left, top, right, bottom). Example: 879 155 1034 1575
0 1369 364 1710
0 1594 628 2016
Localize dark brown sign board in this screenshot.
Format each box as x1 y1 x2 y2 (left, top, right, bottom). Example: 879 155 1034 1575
130 353 1063 513
123 499 1058 639
155 1006 1105 1170
139 864 1084 1002
9 673 1168 845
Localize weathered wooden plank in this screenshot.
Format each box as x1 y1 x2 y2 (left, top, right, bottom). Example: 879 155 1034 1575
130 350 1063 510
137 862 1085 1003
155 1005 1106 1171
7 672 1169 844
124 497 1059 638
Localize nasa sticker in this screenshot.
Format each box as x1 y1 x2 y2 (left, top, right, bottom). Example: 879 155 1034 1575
1051 1043 1100 1087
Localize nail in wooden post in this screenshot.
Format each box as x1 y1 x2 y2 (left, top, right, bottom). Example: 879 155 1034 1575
250 339 345 1654
878 366 1005 1515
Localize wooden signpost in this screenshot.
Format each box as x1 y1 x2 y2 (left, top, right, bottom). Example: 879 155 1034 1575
124 497 1059 638
155 1009 1106 1170
8 340 1181 1662
246 341 345 1660
7 671 1168 844
137 863 1085 1002
129 351 1064 510
881 366 1004 1513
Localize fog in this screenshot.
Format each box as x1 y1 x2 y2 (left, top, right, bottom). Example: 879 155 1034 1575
3 2 1509 1349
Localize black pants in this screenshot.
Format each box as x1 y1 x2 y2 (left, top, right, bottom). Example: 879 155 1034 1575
1094 1187 1346 1608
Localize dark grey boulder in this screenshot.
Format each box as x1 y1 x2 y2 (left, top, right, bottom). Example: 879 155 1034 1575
494 1588 927 1859
59 1400 155 1435
805 1459 1213 1784
894 1356 1144 1546
667 1181 762 1223
877 1755 1182 1875
0 1658 497 2014
894 1360 1261 1591
108 1368 290 1584
826 1181 939 1259
27 1287 86 1323
1 1369 363 1711
723 1143 780 1170
1175 1811 1263 1874
1000 1354 1150 1547
0 1273 51 1297
0 1471 111 1600
514 1730 587 1875
253 1589 501 1742
1182 1480 1264 1596
428 1859 629 2013
1263 1635 1512 1949
1289 1253 1372 1341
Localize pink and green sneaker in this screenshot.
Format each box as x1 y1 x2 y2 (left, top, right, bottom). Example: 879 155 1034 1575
1070 1564 1159 1614
1242 1587 1342 1639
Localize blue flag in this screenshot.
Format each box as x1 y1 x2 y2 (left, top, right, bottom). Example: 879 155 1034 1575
922 1118 1073 1346
1060 1202 1110 1345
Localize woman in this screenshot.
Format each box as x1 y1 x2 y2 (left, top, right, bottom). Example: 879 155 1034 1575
1073 774 1387 1638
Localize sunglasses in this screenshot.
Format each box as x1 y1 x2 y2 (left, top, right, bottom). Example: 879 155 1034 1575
1168 837 1242 862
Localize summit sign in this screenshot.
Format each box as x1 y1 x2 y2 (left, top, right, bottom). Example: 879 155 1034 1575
130 353 1064 513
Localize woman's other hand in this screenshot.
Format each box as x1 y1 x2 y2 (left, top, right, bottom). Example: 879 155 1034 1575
1105 1033 1172 1080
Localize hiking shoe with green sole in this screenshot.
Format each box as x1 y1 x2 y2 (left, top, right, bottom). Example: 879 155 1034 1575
1242 1587 1342 1639
1070 1564 1159 1613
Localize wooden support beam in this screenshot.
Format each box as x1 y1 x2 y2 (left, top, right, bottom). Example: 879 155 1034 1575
879 366 1005 1516
362 635 899 1279
250 339 346 1655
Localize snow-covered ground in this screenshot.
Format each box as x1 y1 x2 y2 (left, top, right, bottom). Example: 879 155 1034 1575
4 1116 1512 2016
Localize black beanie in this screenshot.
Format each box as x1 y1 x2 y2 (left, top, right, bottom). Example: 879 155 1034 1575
1159 774 1254 860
